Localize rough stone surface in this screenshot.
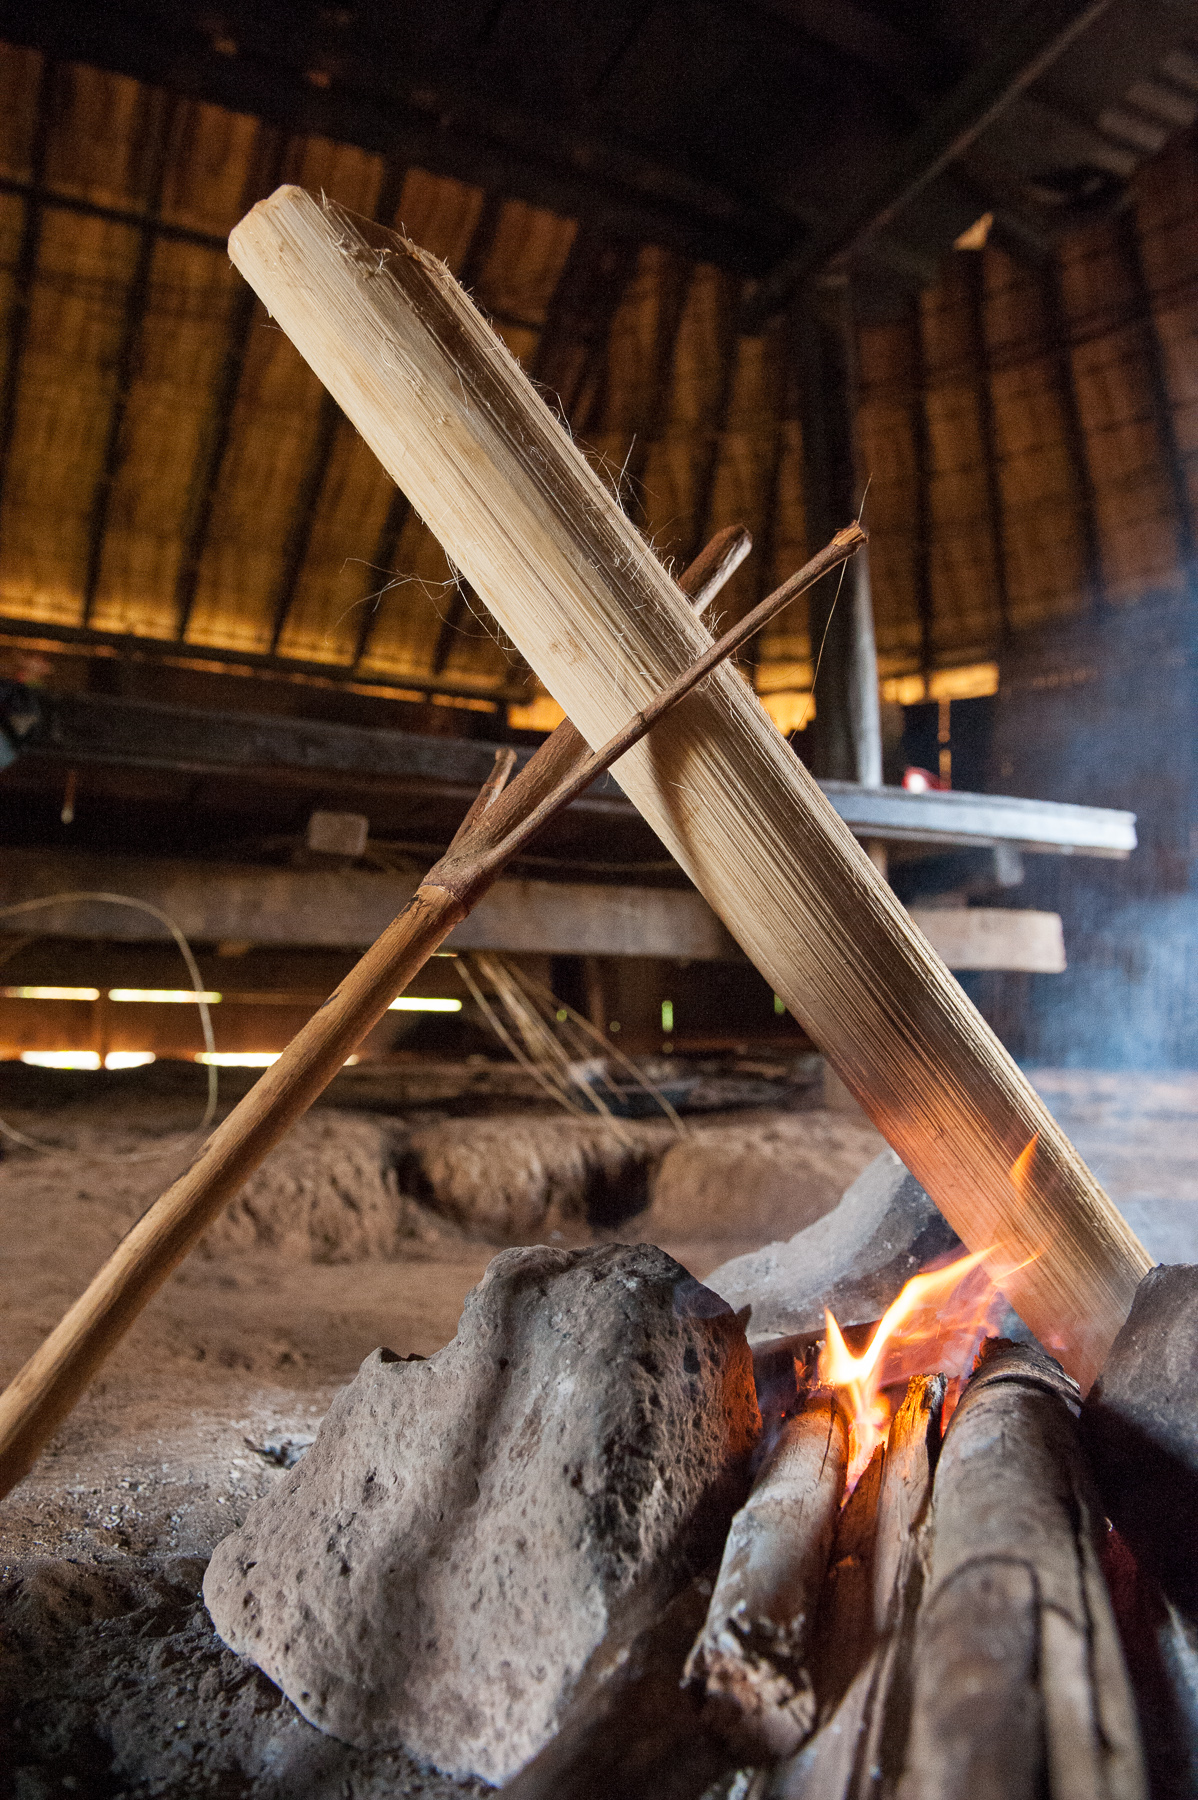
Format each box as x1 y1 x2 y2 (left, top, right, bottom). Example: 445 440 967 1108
203 1243 761 1784
401 1115 671 1240
643 1112 884 1245
702 1149 961 1343
1084 1263 1198 1610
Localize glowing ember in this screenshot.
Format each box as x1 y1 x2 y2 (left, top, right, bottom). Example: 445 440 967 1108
818 1136 1039 1487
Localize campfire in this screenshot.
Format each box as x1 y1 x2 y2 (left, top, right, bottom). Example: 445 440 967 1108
194 1145 1192 1799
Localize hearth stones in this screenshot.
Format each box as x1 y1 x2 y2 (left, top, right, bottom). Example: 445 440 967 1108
203 1243 760 1784
704 1149 960 1344
1084 1263 1198 1610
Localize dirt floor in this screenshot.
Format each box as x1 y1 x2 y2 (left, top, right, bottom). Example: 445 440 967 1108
1 1066 1195 1796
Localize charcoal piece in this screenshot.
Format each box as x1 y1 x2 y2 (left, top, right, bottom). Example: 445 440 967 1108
1083 1264 1198 1611
203 1243 760 1785
704 1150 960 1344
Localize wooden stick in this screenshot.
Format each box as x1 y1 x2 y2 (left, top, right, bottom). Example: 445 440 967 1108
0 529 753 1501
228 185 1151 1390
684 1393 849 1760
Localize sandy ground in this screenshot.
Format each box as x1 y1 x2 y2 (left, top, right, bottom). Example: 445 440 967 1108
1 1071 1195 1795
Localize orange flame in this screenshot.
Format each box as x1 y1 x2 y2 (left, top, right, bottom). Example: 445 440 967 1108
818 1136 1039 1487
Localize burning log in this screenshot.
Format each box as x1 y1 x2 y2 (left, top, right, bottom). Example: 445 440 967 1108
684 1393 849 1760
898 1341 1145 1800
770 1377 942 1800
228 185 1151 1392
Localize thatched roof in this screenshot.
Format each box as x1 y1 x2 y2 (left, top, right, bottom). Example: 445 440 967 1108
0 28 1194 734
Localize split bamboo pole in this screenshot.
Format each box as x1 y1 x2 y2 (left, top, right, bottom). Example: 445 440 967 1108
228 186 1151 1390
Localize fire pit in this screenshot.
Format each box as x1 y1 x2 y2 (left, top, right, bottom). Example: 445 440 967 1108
191 1148 1198 1799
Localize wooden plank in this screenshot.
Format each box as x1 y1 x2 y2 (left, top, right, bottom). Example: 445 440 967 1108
0 847 742 961
228 188 1152 1388
910 907 1066 974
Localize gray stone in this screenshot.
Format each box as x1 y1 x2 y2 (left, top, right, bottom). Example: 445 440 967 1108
702 1149 961 1344
203 1243 760 1785
1084 1263 1198 1611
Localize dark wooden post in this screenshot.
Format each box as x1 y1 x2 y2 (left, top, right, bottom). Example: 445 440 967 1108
794 275 883 786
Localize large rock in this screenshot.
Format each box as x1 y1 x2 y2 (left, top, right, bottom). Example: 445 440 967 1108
204 1243 760 1784
703 1148 960 1343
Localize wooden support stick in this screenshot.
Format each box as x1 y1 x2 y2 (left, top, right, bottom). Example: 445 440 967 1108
228 186 1151 1391
0 527 757 1501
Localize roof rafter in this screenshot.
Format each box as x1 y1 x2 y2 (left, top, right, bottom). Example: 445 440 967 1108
1113 201 1198 600
743 0 1118 327
1039 256 1106 613
267 152 411 658
0 57 56 557
962 250 1012 643
172 123 291 642
81 88 178 627
0 0 793 274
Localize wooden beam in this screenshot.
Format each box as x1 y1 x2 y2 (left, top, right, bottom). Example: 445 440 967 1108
963 250 1012 642
1113 202 1198 599
795 275 883 782
910 295 936 676
0 0 791 275
0 172 228 252
267 387 342 654
0 58 55 551
81 93 178 628
0 612 527 704
1040 255 1106 613
910 907 1066 974
173 124 290 643
352 485 412 670
5 688 1135 853
229 188 1151 1386
684 269 742 565
743 0 1118 325
624 251 693 530
0 846 741 960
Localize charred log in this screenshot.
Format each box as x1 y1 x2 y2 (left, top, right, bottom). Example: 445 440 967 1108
898 1342 1145 1800
685 1394 849 1760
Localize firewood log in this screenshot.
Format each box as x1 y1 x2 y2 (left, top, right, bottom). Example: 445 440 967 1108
897 1341 1145 1800
685 1394 849 1759
768 1378 942 1800
228 186 1151 1391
